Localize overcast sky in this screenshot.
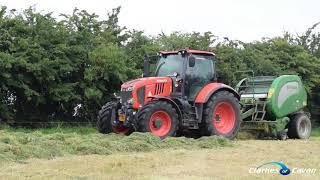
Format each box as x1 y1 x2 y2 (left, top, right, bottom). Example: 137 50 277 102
1 0 319 42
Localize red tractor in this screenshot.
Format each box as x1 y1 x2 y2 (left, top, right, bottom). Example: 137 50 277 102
97 49 241 139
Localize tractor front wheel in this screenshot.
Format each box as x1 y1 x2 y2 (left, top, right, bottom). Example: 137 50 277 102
137 101 179 139
97 102 131 135
202 91 241 139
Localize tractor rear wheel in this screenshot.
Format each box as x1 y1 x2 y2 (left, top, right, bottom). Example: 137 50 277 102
97 102 131 135
288 113 311 139
202 91 241 139
137 101 179 139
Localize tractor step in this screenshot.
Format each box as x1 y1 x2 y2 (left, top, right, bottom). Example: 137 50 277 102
180 106 200 129
182 118 199 129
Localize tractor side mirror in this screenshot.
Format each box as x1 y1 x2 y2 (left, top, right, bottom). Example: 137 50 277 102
189 56 195 67
143 56 150 77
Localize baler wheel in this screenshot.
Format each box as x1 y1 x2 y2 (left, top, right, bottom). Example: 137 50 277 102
288 113 311 139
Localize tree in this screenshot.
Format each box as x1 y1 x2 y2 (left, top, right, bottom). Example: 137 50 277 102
0 5 319 126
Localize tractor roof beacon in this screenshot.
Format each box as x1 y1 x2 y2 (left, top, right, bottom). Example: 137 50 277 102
97 48 241 139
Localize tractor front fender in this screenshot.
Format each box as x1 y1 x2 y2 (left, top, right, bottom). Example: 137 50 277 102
194 83 240 104
147 95 183 120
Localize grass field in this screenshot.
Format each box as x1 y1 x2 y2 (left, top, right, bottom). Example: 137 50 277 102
0 126 319 179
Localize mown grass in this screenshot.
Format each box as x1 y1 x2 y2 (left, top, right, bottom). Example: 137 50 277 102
0 127 231 163
1 125 318 164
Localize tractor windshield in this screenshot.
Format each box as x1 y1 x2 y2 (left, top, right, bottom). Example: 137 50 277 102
155 55 184 77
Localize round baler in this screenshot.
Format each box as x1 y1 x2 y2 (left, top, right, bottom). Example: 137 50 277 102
237 75 311 139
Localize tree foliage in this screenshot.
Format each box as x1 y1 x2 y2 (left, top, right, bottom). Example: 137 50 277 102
0 6 319 124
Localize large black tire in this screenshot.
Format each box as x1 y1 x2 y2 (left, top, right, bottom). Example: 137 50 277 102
202 91 241 139
137 101 179 139
288 113 311 139
97 102 131 135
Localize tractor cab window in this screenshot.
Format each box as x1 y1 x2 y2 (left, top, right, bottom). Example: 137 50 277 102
155 55 184 77
185 55 215 100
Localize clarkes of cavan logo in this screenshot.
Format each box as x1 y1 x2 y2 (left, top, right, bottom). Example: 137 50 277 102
252 162 291 175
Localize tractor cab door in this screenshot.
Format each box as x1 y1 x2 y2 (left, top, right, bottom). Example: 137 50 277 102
184 55 215 101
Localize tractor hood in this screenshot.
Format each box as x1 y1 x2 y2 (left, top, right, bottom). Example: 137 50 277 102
121 77 172 90
120 77 173 109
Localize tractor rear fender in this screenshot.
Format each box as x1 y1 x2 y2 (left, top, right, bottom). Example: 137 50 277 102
194 83 240 123
194 83 240 104
147 95 183 120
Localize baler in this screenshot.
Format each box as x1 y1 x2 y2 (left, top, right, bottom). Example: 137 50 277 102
236 75 311 139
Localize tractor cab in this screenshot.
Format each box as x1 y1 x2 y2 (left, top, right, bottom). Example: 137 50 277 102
144 49 216 101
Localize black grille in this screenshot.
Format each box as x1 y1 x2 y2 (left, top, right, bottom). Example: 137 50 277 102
155 83 165 95
120 91 132 103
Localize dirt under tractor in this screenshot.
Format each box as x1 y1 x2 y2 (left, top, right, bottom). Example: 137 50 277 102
97 48 312 140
